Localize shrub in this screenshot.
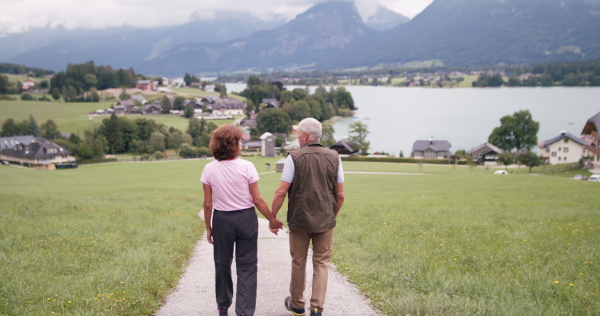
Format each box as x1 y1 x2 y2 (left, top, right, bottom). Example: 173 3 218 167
75 158 118 164
341 156 467 165
20 93 34 101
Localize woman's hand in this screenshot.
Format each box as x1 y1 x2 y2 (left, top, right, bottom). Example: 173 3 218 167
269 218 284 235
206 227 214 244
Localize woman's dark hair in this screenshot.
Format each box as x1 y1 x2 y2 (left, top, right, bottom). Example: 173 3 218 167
209 124 242 161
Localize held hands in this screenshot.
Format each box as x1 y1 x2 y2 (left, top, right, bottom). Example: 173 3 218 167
269 218 284 235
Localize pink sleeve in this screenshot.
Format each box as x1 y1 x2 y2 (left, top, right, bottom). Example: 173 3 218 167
247 163 260 184
200 164 210 185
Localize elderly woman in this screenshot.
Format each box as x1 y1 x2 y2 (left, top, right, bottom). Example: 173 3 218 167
201 124 282 316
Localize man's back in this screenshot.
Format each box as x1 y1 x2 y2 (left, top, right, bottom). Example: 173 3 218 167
287 141 339 233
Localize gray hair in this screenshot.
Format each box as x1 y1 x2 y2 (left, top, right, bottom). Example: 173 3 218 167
298 118 322 140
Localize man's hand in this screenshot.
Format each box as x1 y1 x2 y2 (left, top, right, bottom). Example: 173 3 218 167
269 218 284 235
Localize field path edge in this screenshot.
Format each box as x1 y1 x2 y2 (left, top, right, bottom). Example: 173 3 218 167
155 215 380 315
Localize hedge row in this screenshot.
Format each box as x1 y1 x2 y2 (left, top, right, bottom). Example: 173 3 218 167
76 158 118 164
341 156 468 165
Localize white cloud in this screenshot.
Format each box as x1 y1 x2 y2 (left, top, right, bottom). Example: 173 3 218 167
0 0 434 34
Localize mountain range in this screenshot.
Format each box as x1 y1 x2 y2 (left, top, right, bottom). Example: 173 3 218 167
2 0 600 76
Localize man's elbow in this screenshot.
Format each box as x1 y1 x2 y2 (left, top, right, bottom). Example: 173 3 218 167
337 191 345 202
274 189 287 200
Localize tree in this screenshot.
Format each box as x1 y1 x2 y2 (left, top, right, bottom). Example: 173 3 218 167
148 132 166 152
101 113 124 153
321 123 336 148
1 118 23 136
488 110 539 152
51 88 61 101
88 87 100 102
167 131 184 151
497 152 516 171
245 100 254 119
184 73 192 86
173 96 186 110
348 121 370 155
119 86 129 100
161 95 172 114
289 100 311 121
256 108 292 134
517 151 543 173
40 120 61 139
184 105 195 118
0 74 10 94
242 85 273 110
84 73 98 89
334 87 356 110
25 115 40 136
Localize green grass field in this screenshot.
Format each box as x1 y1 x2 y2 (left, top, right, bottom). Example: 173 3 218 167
0 99 243 135
1 160 598 315
2 74 48 84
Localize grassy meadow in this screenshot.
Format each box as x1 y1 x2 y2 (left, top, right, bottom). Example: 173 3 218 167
1 159 598 315
0 99 242 136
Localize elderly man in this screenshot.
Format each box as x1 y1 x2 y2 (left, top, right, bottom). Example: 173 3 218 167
271 118 345 316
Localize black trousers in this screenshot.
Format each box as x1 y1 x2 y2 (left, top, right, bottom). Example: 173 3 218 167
212 207 258 316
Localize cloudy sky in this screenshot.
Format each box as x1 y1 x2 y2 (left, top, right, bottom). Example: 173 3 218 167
0 0 434 34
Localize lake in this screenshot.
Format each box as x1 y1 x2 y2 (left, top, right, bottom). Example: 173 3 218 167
227 83 600 156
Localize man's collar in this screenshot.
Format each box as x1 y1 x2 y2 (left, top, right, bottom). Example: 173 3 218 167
303 140 323 147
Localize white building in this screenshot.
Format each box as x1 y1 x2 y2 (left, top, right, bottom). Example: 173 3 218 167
539 131 591 165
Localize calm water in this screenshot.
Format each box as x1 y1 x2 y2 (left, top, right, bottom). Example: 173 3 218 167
227 83 600 156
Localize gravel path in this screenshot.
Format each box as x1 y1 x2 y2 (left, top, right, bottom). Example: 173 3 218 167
156 215 380 316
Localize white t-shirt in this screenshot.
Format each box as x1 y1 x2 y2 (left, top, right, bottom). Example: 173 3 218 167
281 155 344 184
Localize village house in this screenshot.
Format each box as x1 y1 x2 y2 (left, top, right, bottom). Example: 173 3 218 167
204 85 215 92
141 103 162 115
135 80 157 91
241 113 258 129
116 99 137 112
412 137 451 159
130 95 148 105
539 131 591 165
330 139 359 156
22 78 37 87
112 105 127 116
262 98 280 109
0 135 36 150
201 97 246 116
242 140 262 152
467 142 504 165
581 111 600 163
0 138 75 169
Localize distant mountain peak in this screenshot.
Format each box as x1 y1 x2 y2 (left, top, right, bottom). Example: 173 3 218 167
296 1 363 22
364 5 410 31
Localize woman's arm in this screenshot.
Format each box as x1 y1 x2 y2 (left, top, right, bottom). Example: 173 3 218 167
202 183 214 244
249 182 283 233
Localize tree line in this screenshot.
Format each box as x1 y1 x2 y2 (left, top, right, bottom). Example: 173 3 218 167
0 63 54 77
1 113 219 161
49 61 140 102
220 60 600 88
474 60 600 87
239 75 356 135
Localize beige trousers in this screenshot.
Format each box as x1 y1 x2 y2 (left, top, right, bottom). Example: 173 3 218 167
288 227 334 312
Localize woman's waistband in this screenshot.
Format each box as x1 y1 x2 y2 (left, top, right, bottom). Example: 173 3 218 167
214 206 255 213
